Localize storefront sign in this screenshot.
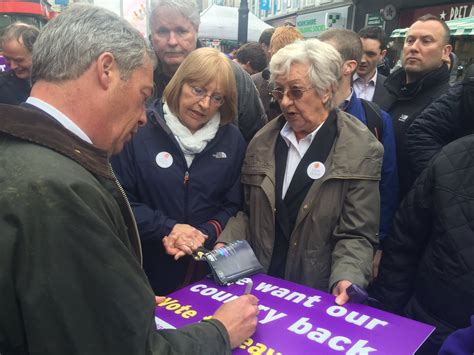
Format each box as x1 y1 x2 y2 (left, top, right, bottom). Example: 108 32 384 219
155 274 434 354
365 13 385 27
296 6 348 38
399 2 474 28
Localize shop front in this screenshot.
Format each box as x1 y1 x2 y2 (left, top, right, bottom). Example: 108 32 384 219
398 1 473 28
295 5 350 38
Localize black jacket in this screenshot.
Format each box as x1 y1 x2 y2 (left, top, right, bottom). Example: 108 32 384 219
380 64 450 198
371 134 474 350
372 73 387 106
0 71 30 105
111 103 246 294
406 64 474 179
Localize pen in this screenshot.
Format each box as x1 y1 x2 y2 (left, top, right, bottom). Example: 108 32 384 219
244 280 253 295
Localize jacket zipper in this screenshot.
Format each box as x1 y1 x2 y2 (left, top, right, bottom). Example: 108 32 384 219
109 164 143 265
184 170 189 223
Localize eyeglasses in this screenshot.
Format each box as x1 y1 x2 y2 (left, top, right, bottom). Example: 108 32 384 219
190 86 225 106
270 86 315 101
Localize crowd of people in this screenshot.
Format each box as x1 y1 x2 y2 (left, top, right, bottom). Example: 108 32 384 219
0 0 473 354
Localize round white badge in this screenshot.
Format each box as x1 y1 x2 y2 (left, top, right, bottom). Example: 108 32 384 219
156 152 173 168
307 161 326 180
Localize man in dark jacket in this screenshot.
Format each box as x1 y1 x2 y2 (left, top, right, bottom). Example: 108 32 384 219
371 134 474 354
0 22 38 105
149 0 266 142
354 26 389 106
0 5 258 354
406 64 474 180
379 14 452 198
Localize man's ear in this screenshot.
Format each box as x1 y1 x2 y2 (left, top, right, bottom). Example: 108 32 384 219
343 60 358 76
96 52 116 89
380 49 387 59
442 44 453 63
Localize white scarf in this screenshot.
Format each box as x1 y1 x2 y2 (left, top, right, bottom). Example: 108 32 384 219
163 102 220 167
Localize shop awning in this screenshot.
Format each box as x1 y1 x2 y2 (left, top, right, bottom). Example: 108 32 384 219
198 5 273 42
391 16 474 38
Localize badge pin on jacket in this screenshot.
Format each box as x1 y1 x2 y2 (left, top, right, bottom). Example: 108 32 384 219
156 152 173 168
307 161 325 180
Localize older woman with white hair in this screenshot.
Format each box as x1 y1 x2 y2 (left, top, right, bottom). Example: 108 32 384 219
218 39 383 305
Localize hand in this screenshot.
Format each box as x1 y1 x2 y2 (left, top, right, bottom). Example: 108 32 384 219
155 296 166 306
332 280 353 306
372 250 383 281
162 224 207 260
213 295 259 349
213 242 226 250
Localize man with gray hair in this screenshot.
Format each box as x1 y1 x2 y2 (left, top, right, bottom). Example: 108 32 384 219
0 5 258 354
0 22 39 104
148 0 266 142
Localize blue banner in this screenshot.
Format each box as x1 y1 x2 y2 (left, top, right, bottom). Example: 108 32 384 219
260 0 270 11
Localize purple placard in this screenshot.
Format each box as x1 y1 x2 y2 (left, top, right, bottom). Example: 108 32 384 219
155 274 434 354
0 56 9 72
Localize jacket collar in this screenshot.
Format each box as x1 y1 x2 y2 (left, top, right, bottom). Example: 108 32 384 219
245 110 382 181
385 63 450 98
0 104 113 179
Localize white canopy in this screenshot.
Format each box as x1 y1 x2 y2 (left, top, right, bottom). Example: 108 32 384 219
198 5 273 42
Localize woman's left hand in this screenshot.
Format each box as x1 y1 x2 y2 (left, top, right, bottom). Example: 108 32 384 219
332 280 353 305
163 224 207 260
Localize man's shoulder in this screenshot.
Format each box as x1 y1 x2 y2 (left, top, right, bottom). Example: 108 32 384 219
336 110 384 158
2 134 94 176
0 104 112 179
0 71 19 88
231 60 253 87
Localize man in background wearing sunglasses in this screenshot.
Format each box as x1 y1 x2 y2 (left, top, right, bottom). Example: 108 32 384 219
319 29 399 280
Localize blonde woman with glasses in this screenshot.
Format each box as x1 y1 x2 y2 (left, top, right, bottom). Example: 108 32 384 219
112 47 246 295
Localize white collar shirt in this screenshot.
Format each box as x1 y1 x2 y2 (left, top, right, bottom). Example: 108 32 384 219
26 97 93 144
353 69 378 102
280 121 324 199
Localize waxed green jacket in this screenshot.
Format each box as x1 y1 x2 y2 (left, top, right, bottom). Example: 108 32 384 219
0 104 230 355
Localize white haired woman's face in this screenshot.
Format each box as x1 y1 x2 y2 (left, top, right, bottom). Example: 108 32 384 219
272 62 331 140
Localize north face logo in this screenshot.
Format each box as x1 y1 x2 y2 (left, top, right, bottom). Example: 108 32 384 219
212 152 227 159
